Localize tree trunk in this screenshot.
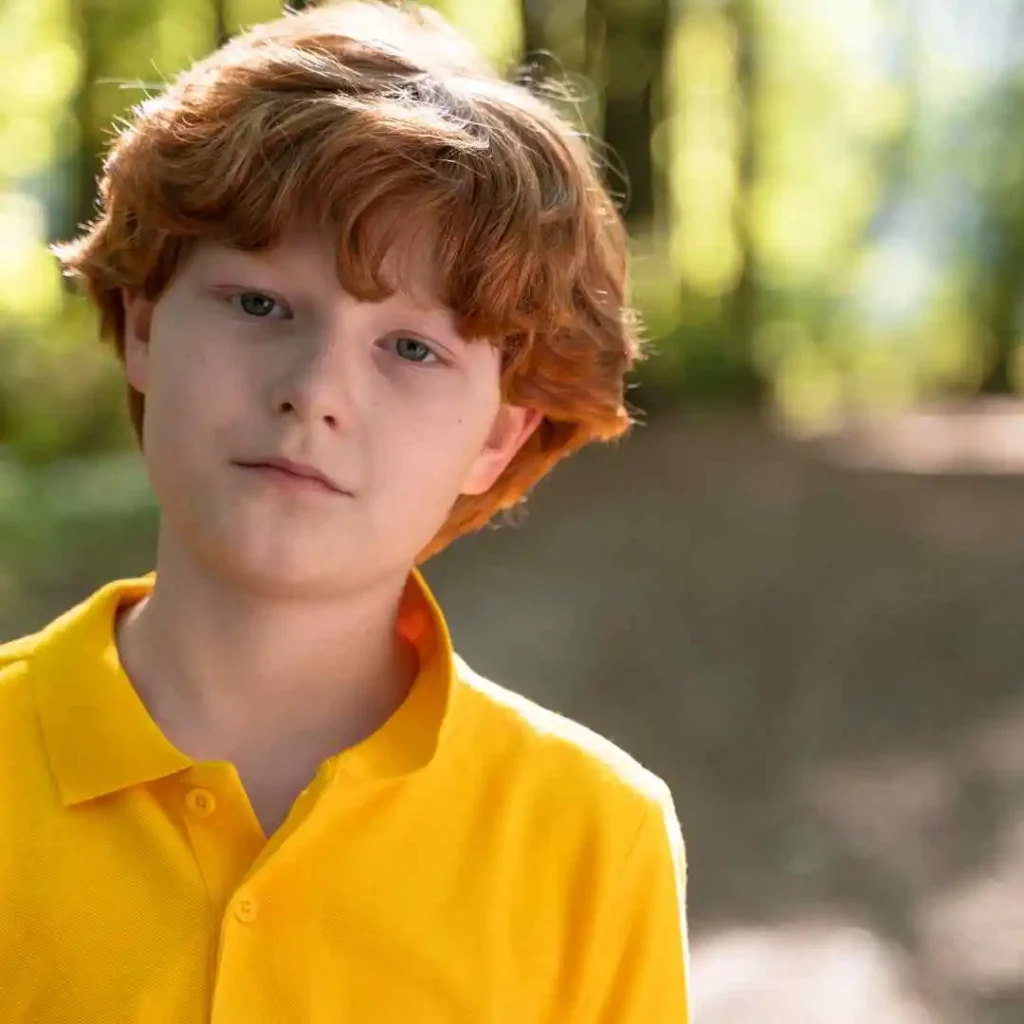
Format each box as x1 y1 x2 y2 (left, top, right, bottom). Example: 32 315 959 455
723 0 763 399
519 0 549 59
213 0 229 46
977 232 1024 395
977 1 1024 395
585 0 670 231
67 0 102 239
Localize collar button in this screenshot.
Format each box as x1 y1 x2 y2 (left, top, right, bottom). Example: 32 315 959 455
185 788 216 817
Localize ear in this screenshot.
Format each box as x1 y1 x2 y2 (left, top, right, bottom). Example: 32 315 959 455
122 289 156 394
461 404 544 497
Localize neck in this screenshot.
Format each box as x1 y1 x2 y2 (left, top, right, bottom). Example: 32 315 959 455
116 528 417 760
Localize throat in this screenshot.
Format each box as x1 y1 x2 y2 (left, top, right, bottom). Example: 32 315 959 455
113 564 425 834
233 755 325 838
175 644 419 837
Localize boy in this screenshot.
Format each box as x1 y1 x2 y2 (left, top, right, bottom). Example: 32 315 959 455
0 1 689 1020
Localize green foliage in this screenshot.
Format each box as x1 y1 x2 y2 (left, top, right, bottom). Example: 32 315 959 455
0 452 157 637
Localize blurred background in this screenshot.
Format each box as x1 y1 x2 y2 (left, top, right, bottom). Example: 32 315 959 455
2 0 1024 1019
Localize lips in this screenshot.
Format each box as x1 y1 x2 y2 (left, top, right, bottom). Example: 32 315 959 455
235 457 348 494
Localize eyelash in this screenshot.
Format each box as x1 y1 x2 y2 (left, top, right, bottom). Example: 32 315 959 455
227 291 444 365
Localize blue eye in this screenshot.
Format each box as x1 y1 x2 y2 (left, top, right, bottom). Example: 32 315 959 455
388 336 439 364
232 292 285 318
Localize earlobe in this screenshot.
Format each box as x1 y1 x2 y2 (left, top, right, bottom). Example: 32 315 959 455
461 405 544 497
122 290 154 394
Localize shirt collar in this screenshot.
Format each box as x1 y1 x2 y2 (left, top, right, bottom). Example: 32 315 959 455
31 576 192 806
30 569 459 806
330 568 461 780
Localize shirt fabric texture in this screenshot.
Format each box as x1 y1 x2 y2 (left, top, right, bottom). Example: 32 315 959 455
0 571 689 1022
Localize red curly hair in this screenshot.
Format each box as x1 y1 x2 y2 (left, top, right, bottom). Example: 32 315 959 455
53 0 643 558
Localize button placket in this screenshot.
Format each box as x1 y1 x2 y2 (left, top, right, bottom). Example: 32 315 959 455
179 765 263 912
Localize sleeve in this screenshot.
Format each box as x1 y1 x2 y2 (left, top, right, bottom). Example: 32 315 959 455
575 786 690 1023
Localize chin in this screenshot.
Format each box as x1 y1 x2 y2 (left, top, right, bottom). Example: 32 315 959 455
175 508 420 598
200 532 358 600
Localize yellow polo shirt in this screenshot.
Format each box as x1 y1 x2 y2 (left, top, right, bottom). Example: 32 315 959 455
0 572 689 1022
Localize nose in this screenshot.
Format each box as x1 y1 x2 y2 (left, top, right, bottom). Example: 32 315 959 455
270 328 358 431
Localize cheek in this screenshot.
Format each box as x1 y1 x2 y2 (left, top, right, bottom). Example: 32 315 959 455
377 399 489 495
142 347 243 480
151 325 249 416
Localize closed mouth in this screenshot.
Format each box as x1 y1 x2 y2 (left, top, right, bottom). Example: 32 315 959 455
234 458 349 495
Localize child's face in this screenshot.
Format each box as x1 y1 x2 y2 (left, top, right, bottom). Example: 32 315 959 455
122 226 539 594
